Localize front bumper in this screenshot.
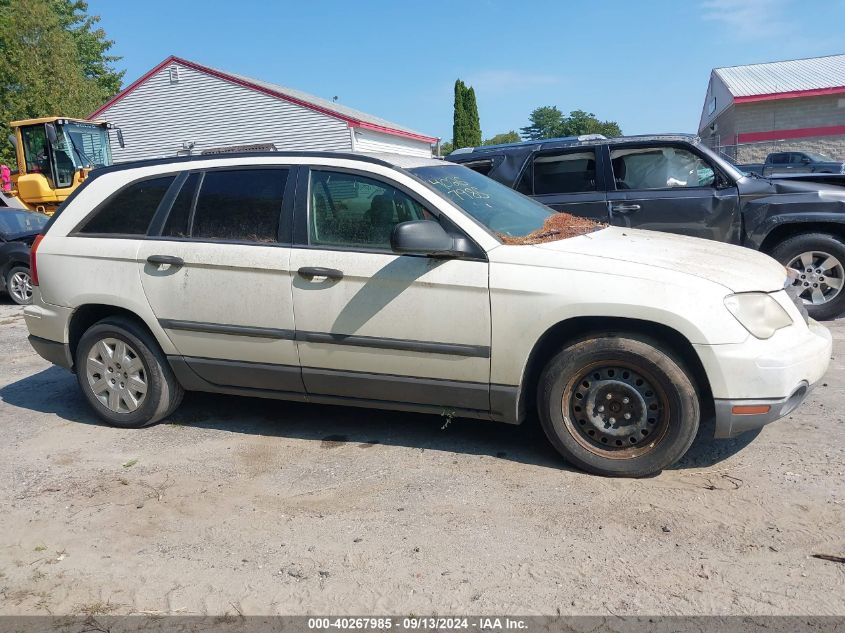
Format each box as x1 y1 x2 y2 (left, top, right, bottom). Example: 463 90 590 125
696 319 832 439
713 381 811 438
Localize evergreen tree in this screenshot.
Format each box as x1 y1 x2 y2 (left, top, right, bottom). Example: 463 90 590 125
462 85 481 147
452 80 467 149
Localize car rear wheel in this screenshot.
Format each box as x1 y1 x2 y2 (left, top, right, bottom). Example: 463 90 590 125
6 265 33 305
770 232 845 320
538 334 700 477
75 316 183 428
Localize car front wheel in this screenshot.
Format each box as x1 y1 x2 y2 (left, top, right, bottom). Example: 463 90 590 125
75 316 184 428
770 232 845 321
538 334 700 477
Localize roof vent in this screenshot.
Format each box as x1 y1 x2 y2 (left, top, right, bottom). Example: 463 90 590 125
169 65 180 84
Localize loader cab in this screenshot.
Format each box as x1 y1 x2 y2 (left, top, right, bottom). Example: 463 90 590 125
8 117 121 214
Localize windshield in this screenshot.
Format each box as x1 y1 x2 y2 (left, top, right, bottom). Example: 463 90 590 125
409 164 555 238
58 122 112 168
0 210 49 237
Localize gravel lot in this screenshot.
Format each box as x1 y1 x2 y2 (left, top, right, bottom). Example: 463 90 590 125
1 298 844 616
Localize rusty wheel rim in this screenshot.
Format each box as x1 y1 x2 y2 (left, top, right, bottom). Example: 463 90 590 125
562 361 671 459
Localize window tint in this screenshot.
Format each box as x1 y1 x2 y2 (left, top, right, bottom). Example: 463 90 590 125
610 147 715 190
192 169 287 242
163 173 199 237
770 153 787 164
309 170 433 249
790 153 807 164
79 176 175 235
532 150 597 195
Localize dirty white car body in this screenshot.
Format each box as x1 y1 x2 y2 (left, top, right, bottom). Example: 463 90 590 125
23 152 831 476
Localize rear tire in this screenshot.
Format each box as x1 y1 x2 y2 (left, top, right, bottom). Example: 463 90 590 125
75 316 183 428
770 232 845 321
6 265 33 305
538 334 699 477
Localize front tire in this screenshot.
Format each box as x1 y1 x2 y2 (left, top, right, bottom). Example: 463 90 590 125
75 316 184 428
6 265 33 305
538 334 699 477
770 232 845 320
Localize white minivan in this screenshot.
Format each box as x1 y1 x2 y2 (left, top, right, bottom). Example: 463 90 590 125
24 151 831 476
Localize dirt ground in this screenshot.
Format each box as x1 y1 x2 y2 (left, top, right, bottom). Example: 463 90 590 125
1 297 843 617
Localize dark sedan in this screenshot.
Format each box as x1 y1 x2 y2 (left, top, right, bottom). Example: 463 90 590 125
0 209 49 305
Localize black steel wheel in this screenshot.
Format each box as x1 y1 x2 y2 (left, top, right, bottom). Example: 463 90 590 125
538 334 699 477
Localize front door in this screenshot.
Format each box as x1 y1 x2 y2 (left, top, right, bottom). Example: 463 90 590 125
520 148 609 222
137 166 304 394
289 167 491 414
605 144 741 243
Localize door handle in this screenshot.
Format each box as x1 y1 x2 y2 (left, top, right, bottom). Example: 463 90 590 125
298 266 343 281
611 203 641 214
146 255 184 267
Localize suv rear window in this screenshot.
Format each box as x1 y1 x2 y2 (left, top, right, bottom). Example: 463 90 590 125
78 176 175 235
190 169 287 242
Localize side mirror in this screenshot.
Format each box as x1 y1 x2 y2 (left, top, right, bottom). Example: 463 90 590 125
45 123 58 145
391 220 468 258
115 128 125 149
801 156 811 164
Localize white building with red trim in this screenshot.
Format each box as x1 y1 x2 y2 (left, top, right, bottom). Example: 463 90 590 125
89 55 438 162
698 53 845 162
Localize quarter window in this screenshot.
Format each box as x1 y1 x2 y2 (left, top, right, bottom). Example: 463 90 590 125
191 169 287 242
79 176 175 235
308 170 433 249
610 147 715 190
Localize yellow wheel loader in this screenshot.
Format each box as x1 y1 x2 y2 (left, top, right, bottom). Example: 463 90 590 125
1 117 123 215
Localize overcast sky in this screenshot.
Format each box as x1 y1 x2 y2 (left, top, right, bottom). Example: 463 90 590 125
88 0 845 141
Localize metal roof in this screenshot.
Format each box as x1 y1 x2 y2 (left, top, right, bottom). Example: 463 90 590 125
714 53 845 98
89 56 438 144
220 68 431 140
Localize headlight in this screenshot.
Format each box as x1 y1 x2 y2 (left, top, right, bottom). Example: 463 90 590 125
724 292 793 339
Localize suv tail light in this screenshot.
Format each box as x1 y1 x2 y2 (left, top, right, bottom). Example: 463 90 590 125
30 234 44 286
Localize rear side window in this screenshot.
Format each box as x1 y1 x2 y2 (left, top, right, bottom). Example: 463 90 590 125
461 159 494 176
191 169 287 242
532 150 598 195
770 153 787 164
79 176 175 235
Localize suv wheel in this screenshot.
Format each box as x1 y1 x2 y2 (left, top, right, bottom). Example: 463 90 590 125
770 233 845 320
6 265 33 305
75 316 184 428
538 334 699 477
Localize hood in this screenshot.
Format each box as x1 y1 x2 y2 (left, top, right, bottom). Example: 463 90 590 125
740 174 845 196
529 227 787 293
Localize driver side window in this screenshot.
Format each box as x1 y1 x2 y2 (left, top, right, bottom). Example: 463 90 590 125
308 170 433 249
610 147 716 190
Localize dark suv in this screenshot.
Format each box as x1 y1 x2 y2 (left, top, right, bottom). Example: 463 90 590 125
447 134 845 320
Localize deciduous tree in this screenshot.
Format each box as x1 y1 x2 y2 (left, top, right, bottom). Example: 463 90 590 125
0 0 122 167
